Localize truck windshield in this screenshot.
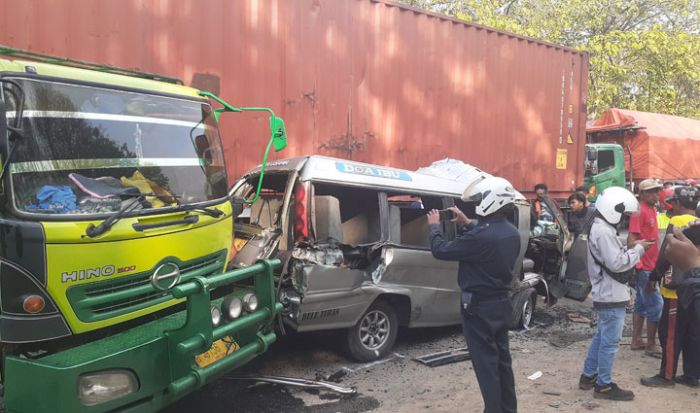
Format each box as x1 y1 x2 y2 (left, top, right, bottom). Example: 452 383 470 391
4 78 227 216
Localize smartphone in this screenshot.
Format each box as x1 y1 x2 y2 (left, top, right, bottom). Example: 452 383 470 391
438 209 455 221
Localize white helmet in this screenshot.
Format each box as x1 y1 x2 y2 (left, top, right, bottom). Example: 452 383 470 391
462 176 517 217
595 186 639 225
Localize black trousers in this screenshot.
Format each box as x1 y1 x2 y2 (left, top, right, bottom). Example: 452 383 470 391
679 297 700 379
462 295 517 413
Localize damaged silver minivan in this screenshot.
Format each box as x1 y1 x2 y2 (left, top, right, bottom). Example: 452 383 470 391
229 156 576 361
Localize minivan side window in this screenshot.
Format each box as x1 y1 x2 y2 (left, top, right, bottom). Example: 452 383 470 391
312 183 381 245
386 193 444 249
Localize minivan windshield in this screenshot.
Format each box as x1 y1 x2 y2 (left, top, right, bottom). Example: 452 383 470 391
3 78 227 216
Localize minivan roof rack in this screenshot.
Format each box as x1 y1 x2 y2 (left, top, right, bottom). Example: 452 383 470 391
0 45 183 85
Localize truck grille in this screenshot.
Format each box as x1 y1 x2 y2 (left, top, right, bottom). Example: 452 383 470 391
67 251 227 323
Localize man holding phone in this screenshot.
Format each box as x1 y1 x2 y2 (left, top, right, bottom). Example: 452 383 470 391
643 186 699 387
578 187 653 401
427 177 520 413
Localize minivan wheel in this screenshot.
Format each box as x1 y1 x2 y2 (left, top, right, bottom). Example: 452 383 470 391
511 288 537 329
346 300 398 362
521 294 535 329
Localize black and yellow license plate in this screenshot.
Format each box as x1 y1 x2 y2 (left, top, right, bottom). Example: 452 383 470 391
194 336 240 368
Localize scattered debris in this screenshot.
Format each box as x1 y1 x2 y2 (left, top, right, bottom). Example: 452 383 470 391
527 371 543 380
316 352 405 384
317 368 349 383
414 347 471 367
223 375 356 395
542 391 561 396
566 312 591 324
548 401 561 408
581 401 600 410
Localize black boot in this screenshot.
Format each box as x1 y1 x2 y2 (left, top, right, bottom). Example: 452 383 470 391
641 374 675 388
674 375 700 388
594 383 635 401
579 374 597 390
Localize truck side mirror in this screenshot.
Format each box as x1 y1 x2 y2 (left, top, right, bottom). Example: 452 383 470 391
270 116 287 152
193 134 213 165
586 149 597 161
1 79 26 134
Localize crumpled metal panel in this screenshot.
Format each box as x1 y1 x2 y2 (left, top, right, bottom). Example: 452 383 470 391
417 158 526 200
0 0 587 197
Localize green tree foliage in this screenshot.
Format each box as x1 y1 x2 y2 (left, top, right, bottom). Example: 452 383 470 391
396 0 700 118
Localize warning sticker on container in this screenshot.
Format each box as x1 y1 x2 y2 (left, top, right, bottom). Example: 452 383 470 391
556 149 568 169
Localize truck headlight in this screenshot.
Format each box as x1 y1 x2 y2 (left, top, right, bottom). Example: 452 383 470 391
78 369 139 406
242 293 258 312
223 296 243 319
210 306 222 327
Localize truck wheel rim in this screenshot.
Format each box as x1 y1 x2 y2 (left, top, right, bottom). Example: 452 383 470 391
522 298 533 328
359 310 390 351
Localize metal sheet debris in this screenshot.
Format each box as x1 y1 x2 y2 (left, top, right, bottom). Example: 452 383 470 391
224 375 356 395
413 347 471 367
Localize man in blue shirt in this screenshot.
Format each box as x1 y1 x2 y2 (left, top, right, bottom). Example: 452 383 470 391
428 177 521 413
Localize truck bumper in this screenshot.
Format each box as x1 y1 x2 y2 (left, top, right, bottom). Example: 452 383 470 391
4 260 281 413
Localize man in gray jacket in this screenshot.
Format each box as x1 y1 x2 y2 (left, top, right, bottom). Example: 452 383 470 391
579 187 654 400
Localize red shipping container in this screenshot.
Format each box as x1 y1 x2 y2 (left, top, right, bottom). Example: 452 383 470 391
0 0 588 198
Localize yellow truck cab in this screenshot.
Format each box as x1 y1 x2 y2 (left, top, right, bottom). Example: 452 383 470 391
0 46 286 413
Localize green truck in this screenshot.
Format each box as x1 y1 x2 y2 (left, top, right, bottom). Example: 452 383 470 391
584 108 700 199
0 46 286 412
583 143 627 199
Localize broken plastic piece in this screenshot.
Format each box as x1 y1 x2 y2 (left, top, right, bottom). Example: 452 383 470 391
528 371 543 380
413 347 471 367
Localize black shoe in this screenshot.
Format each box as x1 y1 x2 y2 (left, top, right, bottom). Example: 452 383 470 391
674 375 700 388
640 374 675 388
579 374 597 390
594 383 635 401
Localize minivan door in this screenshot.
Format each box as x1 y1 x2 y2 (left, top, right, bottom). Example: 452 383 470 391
378 193 461 326
562 231 592 301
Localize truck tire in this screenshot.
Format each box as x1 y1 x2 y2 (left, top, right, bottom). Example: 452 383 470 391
346 300 398 362
510 288 537 329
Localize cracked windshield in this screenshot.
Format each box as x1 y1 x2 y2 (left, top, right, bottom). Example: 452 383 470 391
6 78 227 215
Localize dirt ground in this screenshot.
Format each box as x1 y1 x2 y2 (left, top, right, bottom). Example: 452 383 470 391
167 297 699 413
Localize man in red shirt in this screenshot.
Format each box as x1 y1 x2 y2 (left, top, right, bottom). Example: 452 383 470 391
628 179 664 357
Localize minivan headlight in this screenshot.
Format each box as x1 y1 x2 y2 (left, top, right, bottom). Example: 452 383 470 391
78 369 138 406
